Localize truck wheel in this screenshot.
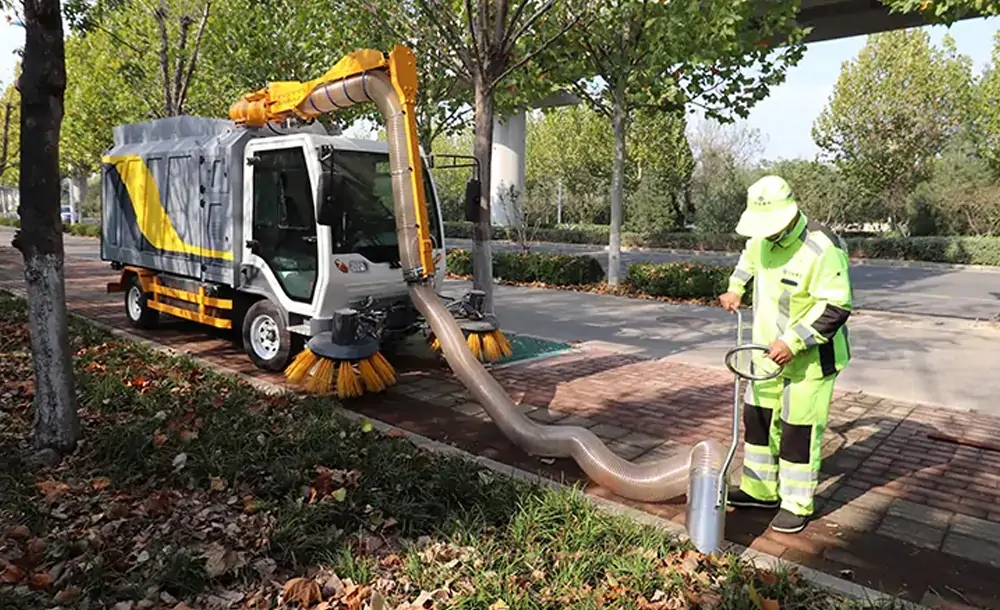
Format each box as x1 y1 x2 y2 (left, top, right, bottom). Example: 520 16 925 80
124 274 159 329
242 299 294 372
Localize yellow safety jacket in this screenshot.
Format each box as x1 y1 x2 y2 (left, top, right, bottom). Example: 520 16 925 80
727 213 853 380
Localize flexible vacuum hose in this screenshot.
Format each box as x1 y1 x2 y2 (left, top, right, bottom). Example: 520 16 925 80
303 70 726 504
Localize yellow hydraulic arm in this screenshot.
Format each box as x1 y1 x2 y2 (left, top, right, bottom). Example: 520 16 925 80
228 45 436 281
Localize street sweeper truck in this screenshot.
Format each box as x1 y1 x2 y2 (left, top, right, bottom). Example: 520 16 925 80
100 51 512 398
101 44 745 553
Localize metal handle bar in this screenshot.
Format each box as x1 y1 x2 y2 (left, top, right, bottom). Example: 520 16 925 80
724 344 784 382
715 307 784 508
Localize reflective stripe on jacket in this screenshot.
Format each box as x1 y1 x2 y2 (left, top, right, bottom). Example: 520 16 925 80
727 213 853 380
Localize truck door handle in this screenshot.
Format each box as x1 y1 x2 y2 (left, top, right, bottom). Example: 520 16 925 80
245 239 260 253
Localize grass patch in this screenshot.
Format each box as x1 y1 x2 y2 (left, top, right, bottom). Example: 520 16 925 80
0 292 901 609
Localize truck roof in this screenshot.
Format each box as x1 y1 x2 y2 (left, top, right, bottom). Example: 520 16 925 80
111 115 410 155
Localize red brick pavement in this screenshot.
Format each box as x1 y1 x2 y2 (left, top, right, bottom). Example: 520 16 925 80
3 247 1000 608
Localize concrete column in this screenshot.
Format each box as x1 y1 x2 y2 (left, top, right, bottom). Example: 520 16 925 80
490 108 526 227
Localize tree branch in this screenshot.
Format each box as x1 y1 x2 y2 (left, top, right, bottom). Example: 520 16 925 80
489 8 582 89
492 0 509 57
465 0 483 67
154 0 172 116
570 81 613 118
172 15 193 114
415 0 476 76
501 0 555 57
177 0 212 115
429 104 472 143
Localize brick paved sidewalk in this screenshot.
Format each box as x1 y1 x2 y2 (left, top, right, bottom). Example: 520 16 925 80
3 247 1000 608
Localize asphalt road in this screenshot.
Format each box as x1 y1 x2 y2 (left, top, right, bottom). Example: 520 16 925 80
4 228 998 320
449 238 1000 321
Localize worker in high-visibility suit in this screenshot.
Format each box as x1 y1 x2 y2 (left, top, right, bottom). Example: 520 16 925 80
718 175 853 534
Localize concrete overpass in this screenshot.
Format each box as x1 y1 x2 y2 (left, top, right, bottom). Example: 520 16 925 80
487 0 987 224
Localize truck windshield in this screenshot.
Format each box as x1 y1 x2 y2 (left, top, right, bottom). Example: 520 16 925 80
331 149 442 265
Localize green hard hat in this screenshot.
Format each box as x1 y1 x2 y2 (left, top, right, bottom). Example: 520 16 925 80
736 175 799 238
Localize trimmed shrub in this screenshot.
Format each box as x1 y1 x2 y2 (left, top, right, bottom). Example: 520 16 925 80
625 262 738 301
67 222 101 237
0 217 103 238
847 236 1000 266
444 220 1000 266
445 248 605 286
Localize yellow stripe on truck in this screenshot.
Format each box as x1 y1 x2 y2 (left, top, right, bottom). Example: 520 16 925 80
103 154 234 261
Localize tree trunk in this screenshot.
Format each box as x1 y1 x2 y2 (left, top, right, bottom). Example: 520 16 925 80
472 78 495 312
14 0 81 456
607 77 628 286
69 171 87 223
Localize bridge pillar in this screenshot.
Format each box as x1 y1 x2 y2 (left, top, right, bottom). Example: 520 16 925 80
490 108 526 227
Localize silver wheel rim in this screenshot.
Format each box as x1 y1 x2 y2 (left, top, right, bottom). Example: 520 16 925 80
250 314 281 361
127 286 143 321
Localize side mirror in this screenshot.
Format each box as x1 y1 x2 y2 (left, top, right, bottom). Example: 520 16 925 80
464 178 481 223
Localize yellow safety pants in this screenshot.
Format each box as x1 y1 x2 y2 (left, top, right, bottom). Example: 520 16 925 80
739 373 836 516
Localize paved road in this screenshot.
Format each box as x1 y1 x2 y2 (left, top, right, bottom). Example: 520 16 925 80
6 228 999 321
449 238 1000 321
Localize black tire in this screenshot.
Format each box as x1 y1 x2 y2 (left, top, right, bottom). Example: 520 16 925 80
241 299 295 372
124 274 159 329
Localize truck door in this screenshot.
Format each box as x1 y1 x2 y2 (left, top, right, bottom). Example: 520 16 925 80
244 143 320 308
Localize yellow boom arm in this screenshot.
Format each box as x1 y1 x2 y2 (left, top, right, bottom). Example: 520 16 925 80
229 45 436 281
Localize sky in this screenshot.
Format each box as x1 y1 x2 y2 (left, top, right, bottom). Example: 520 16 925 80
1 13 997 162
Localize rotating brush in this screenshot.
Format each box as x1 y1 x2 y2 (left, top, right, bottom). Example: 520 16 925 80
427 326 512 363
284 309 396 399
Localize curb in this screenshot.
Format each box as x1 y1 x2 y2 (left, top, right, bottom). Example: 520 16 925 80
1 285 926 609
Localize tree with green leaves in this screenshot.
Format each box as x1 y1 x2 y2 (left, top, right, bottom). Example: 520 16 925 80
971 32 1000 177
347 0 588 312
0 79 19 189
64 0 215 118
627 108 693 232
195 0 365 123
561 0 806 284
883 0 999 23
812 30 974 234
60 31 142 222
4 0 82 458
757 158 871 229
525 104 614 224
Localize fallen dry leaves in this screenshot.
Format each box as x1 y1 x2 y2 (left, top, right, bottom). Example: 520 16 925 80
283 577 323 606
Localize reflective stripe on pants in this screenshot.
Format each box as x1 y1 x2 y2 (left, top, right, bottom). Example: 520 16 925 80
739 373 837 516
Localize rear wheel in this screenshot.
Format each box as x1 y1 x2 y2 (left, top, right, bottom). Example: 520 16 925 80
242 299 296 371
124 274 159 329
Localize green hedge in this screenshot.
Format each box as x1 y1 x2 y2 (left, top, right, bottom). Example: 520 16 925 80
626 262 749 301
444 221 1000 266
847 236 1000 266
0 216 101 237
446 248 605 286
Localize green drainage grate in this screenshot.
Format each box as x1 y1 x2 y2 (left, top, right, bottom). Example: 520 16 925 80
494 332 572 366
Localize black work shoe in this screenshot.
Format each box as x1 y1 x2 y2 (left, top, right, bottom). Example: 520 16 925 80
727 489 780 509
770 509 808 533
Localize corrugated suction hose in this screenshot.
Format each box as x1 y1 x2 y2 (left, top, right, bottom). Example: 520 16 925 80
306 69 721 504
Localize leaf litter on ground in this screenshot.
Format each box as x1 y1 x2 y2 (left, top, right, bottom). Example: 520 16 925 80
0 292 899 610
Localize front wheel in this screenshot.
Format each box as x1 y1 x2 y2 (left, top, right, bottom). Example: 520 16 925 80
242 299 296 372
124 274 159 329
